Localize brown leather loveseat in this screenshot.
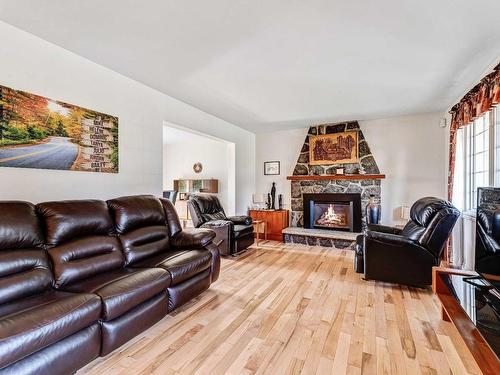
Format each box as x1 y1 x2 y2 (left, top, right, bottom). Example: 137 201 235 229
0 195 219 375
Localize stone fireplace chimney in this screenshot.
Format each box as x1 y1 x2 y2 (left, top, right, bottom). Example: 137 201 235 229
290 121 382 229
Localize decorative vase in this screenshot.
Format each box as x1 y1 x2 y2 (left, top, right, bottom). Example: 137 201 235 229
365 194 381 225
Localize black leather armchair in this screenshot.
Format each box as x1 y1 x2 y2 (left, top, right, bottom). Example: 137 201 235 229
187 194 254 256
355 197 460 287
475 208 500 276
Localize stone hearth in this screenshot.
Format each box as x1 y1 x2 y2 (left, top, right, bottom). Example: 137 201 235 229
282 227 359 249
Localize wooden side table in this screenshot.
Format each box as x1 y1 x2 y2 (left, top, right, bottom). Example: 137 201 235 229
249 210 289 242
252 220 267 246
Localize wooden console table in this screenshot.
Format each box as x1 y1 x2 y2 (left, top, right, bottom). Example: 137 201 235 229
249 210 289 242
432 266 500 374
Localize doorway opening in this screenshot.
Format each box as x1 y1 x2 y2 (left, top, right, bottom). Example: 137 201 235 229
162 122 236 225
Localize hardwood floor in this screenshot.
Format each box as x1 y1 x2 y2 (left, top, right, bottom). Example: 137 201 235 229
80 241 482 375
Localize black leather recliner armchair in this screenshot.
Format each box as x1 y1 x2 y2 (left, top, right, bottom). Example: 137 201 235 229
187 194 254 256
355 197 460 287
475 207 500 276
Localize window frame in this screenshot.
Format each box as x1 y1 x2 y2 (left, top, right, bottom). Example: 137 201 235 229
458 108 497 210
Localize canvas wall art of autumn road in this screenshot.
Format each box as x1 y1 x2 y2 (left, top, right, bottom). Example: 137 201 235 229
0 83 118 173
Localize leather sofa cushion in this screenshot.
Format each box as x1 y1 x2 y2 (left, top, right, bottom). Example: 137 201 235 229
48 236 124 288
107 195 166 234
202 212 226 222
117 226 169 266
0 291 101 369
0 201 44 250
400 221 426 242
234 224 254 239
37 200 115 246
63 268 170 321
0 250 53 305
132 250 212 286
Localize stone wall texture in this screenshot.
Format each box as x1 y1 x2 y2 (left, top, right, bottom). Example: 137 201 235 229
291 121 381 229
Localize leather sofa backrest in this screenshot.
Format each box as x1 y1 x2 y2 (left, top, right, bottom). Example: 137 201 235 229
187 194 226 227
37 200 124 288
159 198 182 237
107 195 169 266
0 201 52 304
401 197 460 258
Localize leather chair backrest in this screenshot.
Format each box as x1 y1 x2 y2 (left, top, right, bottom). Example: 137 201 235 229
0 202 52 304
163 190 178 205
107 195 169 266
477 209 500 255
187 194 226 227
160 198 182 237
37 200 123 288
401 197 460 258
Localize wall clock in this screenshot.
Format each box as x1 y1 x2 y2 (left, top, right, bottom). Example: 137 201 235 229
193 162 203 173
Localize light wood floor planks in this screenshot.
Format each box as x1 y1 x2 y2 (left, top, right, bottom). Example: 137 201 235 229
80 241 482 375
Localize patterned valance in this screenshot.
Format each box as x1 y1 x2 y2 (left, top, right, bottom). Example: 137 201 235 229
449 63 500 130
448 62 500 201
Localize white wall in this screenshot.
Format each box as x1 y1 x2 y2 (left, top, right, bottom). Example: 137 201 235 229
255 113 447 225
255 128 307 210
0 21 255 213
163 126 234 214
360 112 447 224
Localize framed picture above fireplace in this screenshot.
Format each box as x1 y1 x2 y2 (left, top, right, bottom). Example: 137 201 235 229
309 131 358 165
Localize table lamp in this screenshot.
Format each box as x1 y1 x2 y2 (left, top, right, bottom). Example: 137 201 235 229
252 193 265 209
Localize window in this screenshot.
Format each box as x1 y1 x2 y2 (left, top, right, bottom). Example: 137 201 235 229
455 107 498 210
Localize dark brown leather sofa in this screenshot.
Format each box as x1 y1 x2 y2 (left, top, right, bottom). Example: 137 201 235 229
0 195 219 375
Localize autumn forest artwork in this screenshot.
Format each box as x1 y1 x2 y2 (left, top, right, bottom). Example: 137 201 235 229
309 131 358 165
0 83 118 173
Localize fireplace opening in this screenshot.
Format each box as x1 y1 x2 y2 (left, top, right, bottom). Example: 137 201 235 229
303 193 362 232
313 202 352 230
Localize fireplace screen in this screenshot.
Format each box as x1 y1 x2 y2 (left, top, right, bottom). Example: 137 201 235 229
313 202 352 230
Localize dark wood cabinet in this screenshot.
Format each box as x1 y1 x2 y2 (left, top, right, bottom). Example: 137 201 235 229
249 210 289 242
173 179 218 196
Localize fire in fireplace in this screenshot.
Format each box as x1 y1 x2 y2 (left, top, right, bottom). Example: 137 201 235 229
303 193 362 232
314 203 350 229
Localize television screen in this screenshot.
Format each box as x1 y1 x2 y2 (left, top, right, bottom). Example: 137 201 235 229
475 187 500 290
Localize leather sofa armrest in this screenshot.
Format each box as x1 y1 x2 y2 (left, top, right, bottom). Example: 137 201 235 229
201 220 233 256
201 220 234 229
171 228 216 249
226 215 252 226
364 230 414 246
171 228 221 283
367 224 402 235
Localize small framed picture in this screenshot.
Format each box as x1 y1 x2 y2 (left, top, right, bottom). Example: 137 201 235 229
264 161 280 175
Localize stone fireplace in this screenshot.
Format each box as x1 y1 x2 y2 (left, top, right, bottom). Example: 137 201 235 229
282 121 383 248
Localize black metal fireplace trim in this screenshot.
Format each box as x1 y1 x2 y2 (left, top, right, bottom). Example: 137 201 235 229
303 193 362 232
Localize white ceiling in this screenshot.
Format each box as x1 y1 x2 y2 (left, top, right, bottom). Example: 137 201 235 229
0 0 499 133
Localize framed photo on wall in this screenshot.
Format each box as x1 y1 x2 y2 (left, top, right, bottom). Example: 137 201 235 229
309 131 358 165
264 161 280 175
0 82 118 173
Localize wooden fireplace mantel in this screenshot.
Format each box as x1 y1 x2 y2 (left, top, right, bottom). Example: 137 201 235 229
286 174 385 181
